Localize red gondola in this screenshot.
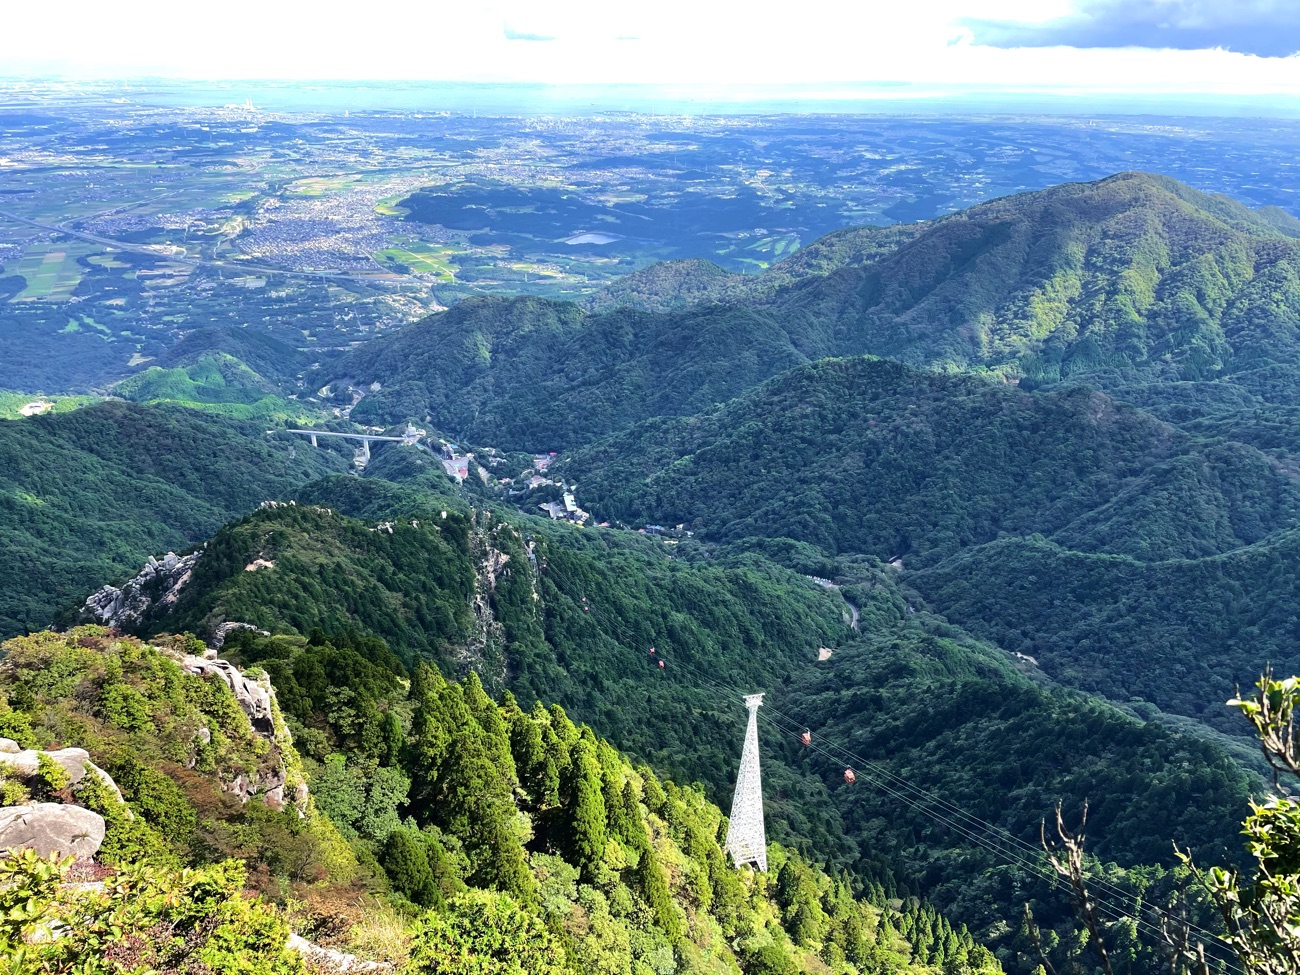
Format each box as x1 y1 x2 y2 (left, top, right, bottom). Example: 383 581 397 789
657 660 665 669
648 647 656 655
800 729 812 745
843 768 856 784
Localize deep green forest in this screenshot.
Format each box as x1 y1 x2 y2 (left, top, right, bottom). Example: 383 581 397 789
101 489 1259 972
557 354 1300 741
1 625 996 974
6 172 1300 972
0 401 343 636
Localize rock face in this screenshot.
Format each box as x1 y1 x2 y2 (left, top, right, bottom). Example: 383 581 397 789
182 655 274 734
82 550 200 629
0 803 105 861
212 620 270 649
179 655 308 812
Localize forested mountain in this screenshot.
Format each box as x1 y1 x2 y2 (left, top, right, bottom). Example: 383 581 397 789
771 172 1300 384
0 401 343 636
3 625 985 974
325 173 1300 450
8 170 1299 972
562 356 1300 564
558 355 1300 739
908 529 1300 734
579 224 922 315
110 326 323 422
152 326 313 385
77 482 1258 972
333 295 811 450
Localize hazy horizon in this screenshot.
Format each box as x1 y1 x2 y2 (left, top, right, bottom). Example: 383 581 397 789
3 77 1298 120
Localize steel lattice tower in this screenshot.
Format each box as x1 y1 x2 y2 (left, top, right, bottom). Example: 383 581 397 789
725 693 768 871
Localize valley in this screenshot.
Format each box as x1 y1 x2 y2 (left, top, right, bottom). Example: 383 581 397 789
4 85 1300 975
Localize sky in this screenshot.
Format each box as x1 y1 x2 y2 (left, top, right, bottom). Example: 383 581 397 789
1 0 1297 102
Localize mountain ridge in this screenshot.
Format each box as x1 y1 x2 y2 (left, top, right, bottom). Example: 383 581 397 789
324 172 1300 451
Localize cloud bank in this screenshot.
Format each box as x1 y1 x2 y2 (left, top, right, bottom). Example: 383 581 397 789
967 0 1300 57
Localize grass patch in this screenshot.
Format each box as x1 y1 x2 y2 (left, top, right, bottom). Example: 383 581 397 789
86 256 128 271
0 393 100 420
374 243 458 281
375 196 410 217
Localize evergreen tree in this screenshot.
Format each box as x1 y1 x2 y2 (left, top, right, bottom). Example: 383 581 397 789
406 891 567 975
632 828 684 944
559 733 607 882
463 671 518 787
382 827 438 907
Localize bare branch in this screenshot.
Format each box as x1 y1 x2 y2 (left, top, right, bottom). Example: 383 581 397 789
1042 801 1114 975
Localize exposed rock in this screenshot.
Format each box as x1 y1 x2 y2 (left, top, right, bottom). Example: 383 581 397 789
287 933 389 972
0 746 91 782
0 747 129 809
182 655 274 734
0 803 105 861
178 655 307 812
211 620 269 650
0 738 19 754
81 550 200 629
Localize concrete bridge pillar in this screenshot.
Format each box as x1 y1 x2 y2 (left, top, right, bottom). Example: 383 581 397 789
363 439 371 462
310 434 318 448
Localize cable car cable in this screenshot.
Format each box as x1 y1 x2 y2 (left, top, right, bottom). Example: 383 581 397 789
571 594 1241 969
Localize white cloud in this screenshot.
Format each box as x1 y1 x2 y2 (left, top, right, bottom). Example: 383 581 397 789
0 0 1295 101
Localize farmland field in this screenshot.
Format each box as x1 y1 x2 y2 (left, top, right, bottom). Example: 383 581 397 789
13 245 88 300
1 83 1298 391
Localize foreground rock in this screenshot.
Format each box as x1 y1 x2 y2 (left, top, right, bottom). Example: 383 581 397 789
0 803 105 861
0 739 129 808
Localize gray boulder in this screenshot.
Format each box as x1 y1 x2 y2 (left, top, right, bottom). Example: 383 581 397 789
0 747 128 806
82 550 200 629
0 746 91 783
0 803 105 861
182 656 274 733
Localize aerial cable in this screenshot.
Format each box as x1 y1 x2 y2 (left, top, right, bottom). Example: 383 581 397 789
571 593 1241 967
661 653 1243 970
649 636 1241 965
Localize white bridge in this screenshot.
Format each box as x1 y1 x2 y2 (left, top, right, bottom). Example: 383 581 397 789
286 426 421 461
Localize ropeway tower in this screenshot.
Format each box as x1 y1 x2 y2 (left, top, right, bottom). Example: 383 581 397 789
725 693 767 871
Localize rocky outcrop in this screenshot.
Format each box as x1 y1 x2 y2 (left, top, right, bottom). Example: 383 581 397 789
178 655 308 812
182 655 274 734
211 620 270 650
0 739 128 809
0 803 105 861
81 550 200 629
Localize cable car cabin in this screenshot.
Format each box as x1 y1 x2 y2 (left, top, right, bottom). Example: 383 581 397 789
801 729 812 745
843 768 856 784
648 647 656 655
657 660 665 669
